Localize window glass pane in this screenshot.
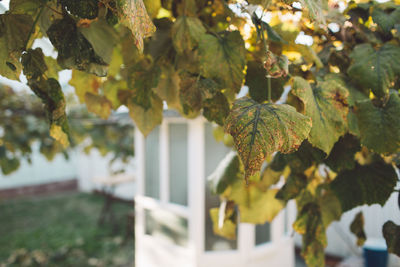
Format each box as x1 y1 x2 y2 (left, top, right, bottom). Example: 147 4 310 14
145 127 160 199
255 222 271 245
204 123 237 251
145 209 188 247
169 123 188 206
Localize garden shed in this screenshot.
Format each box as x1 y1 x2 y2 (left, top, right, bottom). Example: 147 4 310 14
134 111 295 267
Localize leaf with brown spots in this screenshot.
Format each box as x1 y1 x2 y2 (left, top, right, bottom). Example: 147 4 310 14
117 0 156 52
224 97 312 182
292 76 349 155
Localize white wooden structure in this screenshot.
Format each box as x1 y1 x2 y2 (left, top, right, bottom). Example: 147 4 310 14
134 111 295 267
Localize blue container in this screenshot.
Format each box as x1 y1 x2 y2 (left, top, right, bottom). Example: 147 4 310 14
363 239 388 267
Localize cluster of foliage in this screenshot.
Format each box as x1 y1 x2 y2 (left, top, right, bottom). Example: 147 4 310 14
1 0 400 265
0 84 134 175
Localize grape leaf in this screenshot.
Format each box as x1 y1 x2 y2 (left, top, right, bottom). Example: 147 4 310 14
355 92 400 154
0 13 32 79
154 65 181 109
210 206 236 240
372 7 400 34
9 0 44 15
319 190 342 227
203 92 230 126
69 70 101 103
0 38 22 80
128 93 163 136
230 183 284 224
171 16 206 54
47 16 108 77
246 61 285 103
331 160 397 212
199 31 246 94
324 134 361 173
347 43 400 98
350 211 366 246
103 78 126 110
84 92 112 120
0 154 20 175
207 151 241 195
292 76 349 154
276 174 308 201
21 48 47 80
383 221 400 257
79 19 119 64
225 97 312 181
0 13 32 53
117 0 156 52
294 202 327 267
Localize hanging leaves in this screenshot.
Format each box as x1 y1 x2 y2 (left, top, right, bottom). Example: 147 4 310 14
60 0 99 19
116 0 156 52
292 76 349 154
355 92 400 154
198 31 246 94
331 160 397 212
350 212 366 247
383 221 400 257
171 16 206 54
347 44 400 98
47 16 109 76
294 202 327 267
225 97 312 181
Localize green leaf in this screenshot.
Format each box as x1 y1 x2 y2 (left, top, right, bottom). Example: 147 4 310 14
383 221 400 257
276 174 308 201
84 93 112 120
207 151 241 195
225 97 312 181
79 19 119 64
324 134 361 173
246 61 285 103
0 156 20 175
355 92 400 154
372 7 400 34
9 0 44 15
128 93 163 136
203 92 230 126
127 59 161 110
60 0 99 19
154 65 181 109
294 202 327 267
171 16 206 54
117 0 156 52
21 48 47 80
350 212 366 246
319 190 342 227
347 43 400 98
47 16 108 77
0 38 22 80
0 13 33 54
292 76 349 154
179 72 217 115
331 160 397 212
199 31 246 94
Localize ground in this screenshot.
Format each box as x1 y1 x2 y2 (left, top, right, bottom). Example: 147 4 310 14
0 192 134 267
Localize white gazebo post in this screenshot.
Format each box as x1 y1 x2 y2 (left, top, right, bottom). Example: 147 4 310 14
134 111 295 267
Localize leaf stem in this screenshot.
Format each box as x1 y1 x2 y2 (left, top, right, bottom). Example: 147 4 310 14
24 7 44 51
260 21 272 102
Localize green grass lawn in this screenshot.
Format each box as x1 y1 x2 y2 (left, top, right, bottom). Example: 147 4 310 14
0 192 134 266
